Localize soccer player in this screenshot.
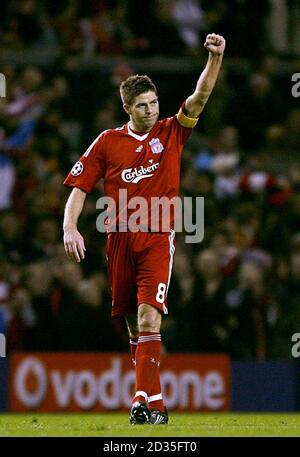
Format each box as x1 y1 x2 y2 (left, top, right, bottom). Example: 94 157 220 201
63 33 225 424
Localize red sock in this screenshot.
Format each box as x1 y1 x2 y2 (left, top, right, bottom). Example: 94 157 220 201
130 337 138 366
148 375 164 412
133 332 162 405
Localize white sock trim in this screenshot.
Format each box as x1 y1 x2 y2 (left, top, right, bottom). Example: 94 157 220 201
130 340 138 345
148 393 162 403
138 334 161 339
135 390 148 401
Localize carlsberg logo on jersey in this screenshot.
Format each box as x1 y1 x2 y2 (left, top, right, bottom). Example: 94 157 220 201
121 161 160 184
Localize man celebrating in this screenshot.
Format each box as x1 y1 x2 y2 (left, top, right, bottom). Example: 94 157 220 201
63 33 225 424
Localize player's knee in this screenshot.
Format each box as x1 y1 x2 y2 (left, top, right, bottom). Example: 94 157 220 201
139 319 159 332
138 304 161 332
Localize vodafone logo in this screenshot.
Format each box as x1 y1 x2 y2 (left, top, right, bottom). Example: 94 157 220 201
14 357 135 410
121 161 159 184
11 354 229 411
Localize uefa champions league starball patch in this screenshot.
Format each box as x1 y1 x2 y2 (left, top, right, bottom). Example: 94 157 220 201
71 161 84 176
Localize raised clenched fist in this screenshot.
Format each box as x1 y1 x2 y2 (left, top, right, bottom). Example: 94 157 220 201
204 34 226 56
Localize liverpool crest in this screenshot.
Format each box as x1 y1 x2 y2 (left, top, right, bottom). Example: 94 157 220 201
149 138 164 154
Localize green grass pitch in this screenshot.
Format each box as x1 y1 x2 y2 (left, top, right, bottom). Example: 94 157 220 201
1 413 300 437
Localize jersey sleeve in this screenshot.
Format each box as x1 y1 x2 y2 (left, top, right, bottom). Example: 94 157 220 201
63 132 107 193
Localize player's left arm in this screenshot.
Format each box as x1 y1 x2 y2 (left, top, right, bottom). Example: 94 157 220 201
182 34 226 121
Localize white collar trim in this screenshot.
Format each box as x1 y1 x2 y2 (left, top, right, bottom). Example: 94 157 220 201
127 123 149 141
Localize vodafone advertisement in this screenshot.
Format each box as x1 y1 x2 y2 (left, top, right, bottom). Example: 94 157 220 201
9 353 230 412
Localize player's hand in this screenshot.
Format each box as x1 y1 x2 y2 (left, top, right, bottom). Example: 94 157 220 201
204 33 225 55
63 227 86 263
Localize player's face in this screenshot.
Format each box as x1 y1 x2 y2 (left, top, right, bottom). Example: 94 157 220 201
126 91 159 132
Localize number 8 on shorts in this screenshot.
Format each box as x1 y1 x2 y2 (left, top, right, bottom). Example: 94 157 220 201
156 283 167 304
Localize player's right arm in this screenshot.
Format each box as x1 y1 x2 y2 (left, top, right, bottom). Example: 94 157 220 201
63 131 108 262
63 187 87 263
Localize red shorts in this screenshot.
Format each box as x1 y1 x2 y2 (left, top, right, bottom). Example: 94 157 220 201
106 230 176 317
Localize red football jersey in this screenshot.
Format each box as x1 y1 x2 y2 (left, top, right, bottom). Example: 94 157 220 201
64 114 194 231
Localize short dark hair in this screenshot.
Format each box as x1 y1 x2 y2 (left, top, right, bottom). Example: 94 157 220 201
120 75 157 106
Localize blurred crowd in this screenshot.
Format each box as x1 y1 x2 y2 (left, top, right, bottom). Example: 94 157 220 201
1 0 300 360
1 0 299 58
